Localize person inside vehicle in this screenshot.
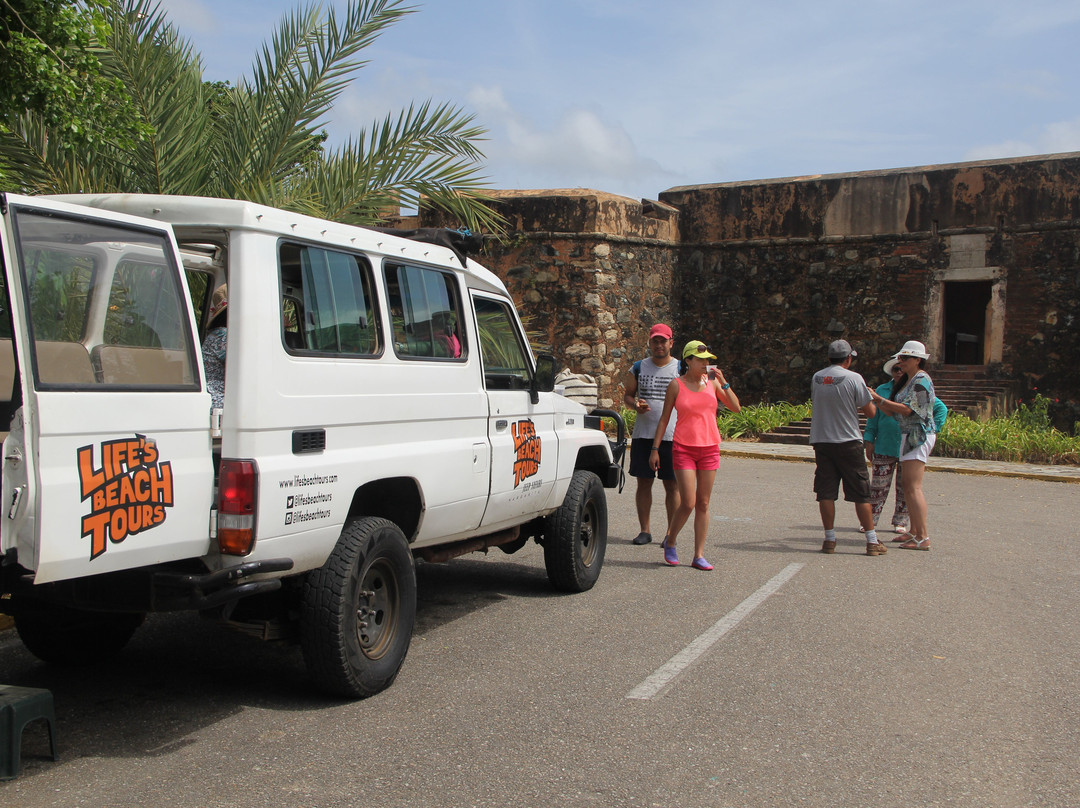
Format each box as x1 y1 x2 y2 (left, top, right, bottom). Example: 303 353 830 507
202 284 228 410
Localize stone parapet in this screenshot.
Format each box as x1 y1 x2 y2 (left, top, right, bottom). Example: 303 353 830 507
661 152 1080 243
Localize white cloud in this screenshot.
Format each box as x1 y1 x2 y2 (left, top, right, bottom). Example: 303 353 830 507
465 86 679 196
966 119 1080 162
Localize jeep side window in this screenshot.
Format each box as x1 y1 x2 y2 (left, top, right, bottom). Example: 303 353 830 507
12 209 198 390
384 263 465 360
473 296 530 390
279 243 378 355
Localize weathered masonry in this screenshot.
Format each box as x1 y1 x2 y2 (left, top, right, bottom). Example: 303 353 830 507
420 153 1080 426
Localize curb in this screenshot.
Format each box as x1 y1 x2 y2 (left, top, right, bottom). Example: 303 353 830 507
719 443 1080 484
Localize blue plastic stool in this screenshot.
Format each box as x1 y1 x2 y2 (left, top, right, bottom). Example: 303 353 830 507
0 685 59 779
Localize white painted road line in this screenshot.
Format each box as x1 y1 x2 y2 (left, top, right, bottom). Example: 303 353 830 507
626 562 806 701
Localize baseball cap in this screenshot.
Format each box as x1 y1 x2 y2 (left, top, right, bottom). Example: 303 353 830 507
649 323 672 340
828 339 856 360
682 340 716 360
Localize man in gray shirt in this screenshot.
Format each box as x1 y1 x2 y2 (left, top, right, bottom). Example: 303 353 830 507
623 323 681 545
810 340 883 556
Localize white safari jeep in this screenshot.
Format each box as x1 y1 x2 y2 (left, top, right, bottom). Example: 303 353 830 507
0 193 624 698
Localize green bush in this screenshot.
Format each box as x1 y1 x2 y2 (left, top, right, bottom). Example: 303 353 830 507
936 394 1080 465
617 394 1080 465
619 401 811 441
717 401 812 439
1012 392 1053 431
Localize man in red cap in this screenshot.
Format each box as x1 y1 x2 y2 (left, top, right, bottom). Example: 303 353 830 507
623 323 681 544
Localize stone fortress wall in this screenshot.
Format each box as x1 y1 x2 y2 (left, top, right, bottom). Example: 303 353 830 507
422 153 1080 423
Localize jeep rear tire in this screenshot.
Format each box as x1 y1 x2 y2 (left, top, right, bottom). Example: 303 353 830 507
544 470 607 592
14 604 144 666
300 517 417 699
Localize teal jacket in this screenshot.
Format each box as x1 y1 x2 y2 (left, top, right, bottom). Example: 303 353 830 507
863 381 948 457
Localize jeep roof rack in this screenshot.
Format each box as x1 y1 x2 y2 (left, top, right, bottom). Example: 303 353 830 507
370 226 484 267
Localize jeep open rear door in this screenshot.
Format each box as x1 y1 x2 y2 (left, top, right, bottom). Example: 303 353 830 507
0 195 214 583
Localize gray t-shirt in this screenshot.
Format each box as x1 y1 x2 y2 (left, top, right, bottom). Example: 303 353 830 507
809 363 871 444
631 357 679 441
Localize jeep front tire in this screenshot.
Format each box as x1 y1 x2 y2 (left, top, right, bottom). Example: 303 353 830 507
544 469 607 592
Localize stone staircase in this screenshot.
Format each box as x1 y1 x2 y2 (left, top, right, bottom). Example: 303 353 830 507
931 365 1017 420
758 365 1017 446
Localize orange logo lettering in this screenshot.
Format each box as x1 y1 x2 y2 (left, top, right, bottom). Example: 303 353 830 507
77 435 174 560
511 419 541 488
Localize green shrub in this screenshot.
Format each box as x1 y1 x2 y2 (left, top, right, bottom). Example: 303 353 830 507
619 401 811 441
617 394 1080 465
936 406 1080 465
1012 392 1053 432
718 401 812 439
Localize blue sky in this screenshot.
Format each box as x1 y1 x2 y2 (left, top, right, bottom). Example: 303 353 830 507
157 0 1080 201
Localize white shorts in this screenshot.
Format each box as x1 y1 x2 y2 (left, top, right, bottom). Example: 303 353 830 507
900 432 936 463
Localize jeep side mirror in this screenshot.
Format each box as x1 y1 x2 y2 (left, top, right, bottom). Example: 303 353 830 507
533 353 556 403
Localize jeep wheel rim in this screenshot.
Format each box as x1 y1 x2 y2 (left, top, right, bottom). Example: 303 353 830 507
356 558 399 660
579 498 599 567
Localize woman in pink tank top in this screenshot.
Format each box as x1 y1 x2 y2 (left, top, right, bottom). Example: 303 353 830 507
650 340 740 570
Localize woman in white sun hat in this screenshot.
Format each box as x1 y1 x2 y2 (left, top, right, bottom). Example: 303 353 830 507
867 340 937 551
863 355 950 538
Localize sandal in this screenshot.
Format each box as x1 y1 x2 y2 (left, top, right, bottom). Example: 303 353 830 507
892 532 915 543
899 537 931 551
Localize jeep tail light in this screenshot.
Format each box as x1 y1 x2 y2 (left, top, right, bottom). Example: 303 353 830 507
218 459 257 555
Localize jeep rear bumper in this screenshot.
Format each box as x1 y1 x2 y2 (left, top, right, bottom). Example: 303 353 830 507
1 558 296 614
152 558 295 610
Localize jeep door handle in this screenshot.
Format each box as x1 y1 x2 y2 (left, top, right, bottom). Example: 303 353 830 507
495 419 508 430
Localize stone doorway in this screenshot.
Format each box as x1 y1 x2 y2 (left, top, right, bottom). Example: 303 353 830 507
924 235 1006 367
943 280 993 364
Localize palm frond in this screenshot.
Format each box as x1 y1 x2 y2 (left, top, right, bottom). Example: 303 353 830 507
0 115 98 193
101 0 215 194
299 102 505 232
221 0 415 198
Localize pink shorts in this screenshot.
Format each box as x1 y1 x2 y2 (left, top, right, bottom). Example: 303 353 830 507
672 443 720 471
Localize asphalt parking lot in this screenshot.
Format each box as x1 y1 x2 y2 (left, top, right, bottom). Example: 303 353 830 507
1 456 1077 807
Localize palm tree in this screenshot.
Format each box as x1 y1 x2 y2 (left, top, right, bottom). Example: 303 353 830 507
0 0 504 233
